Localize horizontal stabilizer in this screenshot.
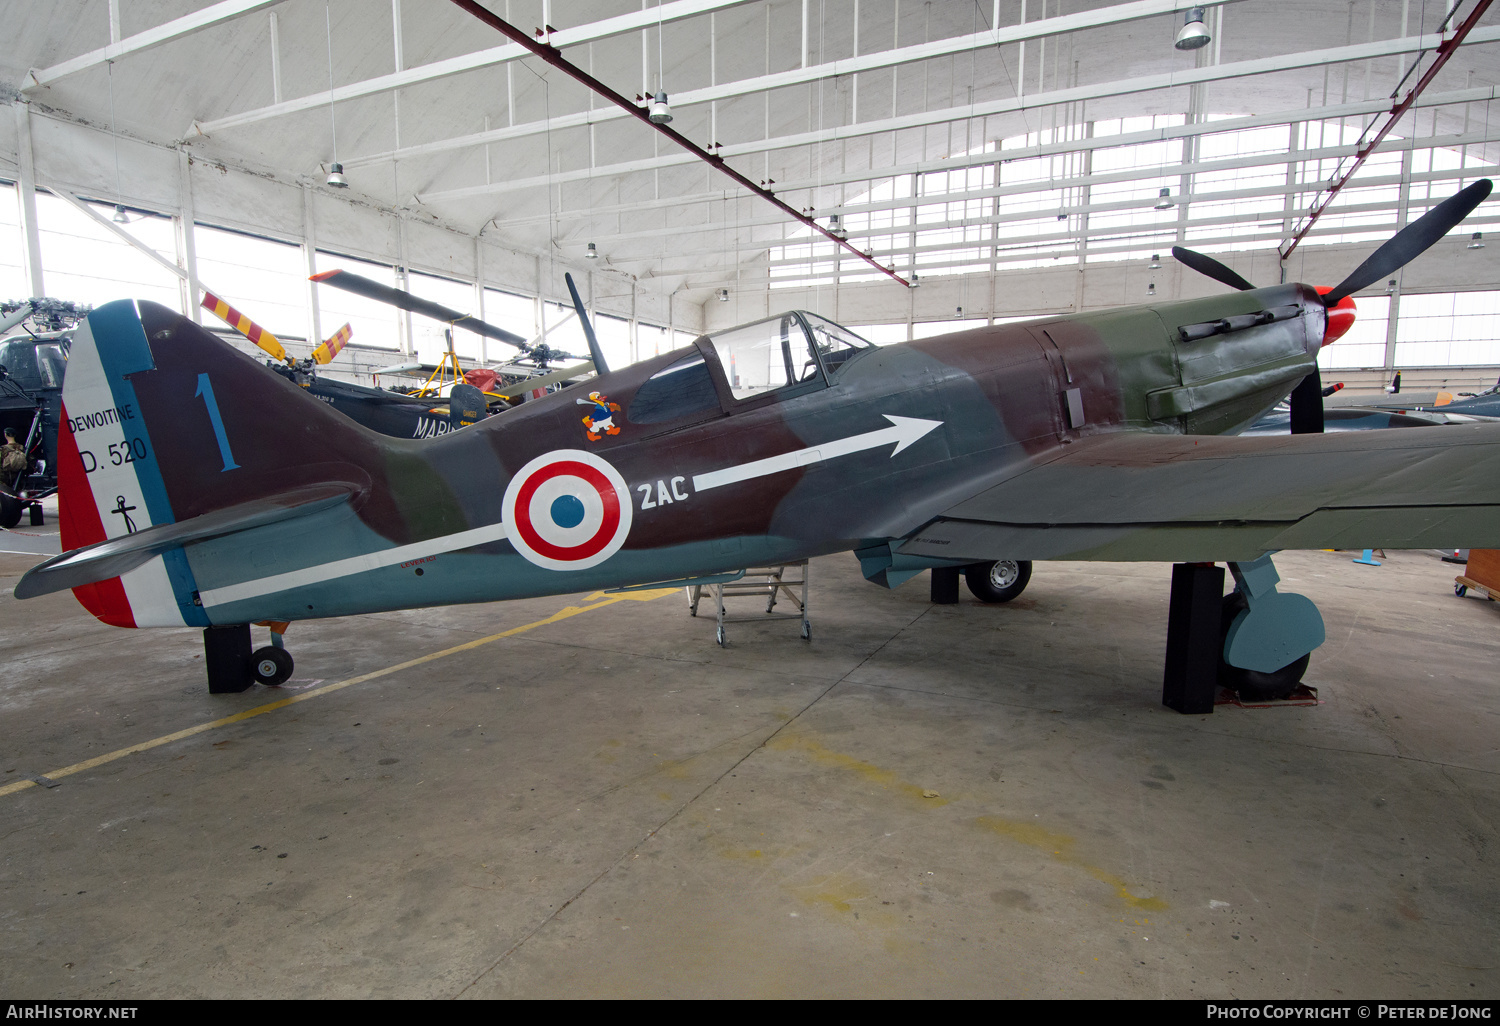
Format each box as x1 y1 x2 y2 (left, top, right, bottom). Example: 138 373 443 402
15 482 358 599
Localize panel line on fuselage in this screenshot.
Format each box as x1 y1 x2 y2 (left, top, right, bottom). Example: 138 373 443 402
197 520 510 609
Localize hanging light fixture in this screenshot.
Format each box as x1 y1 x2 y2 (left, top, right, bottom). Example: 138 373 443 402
322 2 347 189
112 204 130 224
648 90 673 124
1148 282 1157 296
1174 7 1211 50
1386 279 1398 294
1154 187 1174 210
1150 253 1162 269
1470 231 1486 250
716 288 730 302
955 306 963 318
585 242 599 259
828 214 847 239
909 272 921 288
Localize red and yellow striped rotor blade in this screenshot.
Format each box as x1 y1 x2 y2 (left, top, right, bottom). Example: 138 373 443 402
311 323 352 365
200 290 289 364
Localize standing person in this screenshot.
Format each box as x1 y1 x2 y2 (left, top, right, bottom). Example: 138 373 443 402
1 427 27 487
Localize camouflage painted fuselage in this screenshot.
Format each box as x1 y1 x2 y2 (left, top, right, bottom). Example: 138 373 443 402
26 284 1345 631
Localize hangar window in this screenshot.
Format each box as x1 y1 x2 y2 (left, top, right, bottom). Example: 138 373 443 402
314 251 401 353
35 193 179 311
408 270 479 363
195 225 307 342
0 182 26 300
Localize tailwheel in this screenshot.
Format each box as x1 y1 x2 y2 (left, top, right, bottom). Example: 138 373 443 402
1218 592 1308 701
251 646 294 686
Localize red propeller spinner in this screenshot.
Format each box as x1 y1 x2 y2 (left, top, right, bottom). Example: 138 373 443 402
1315 286 1357 346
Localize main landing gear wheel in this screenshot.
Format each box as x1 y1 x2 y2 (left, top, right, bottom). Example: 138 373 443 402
251 646 294 686
964 560 1032 603
1218 592 1309 702
0 493 22 529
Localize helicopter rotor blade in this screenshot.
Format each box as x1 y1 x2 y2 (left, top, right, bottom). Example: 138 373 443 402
1171 246 1257 292
310 269 529 349
201 290 290 365
310 323 353 365
0 302 35 335
1324 179 1493 306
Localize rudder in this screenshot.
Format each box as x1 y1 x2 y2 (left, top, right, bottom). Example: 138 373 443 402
59 300 385 627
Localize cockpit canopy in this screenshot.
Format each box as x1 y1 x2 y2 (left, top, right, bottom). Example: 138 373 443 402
705 311 872 400
627 311 872 426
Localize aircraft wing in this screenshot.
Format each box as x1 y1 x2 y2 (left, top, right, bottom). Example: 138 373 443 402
897 423 1500 564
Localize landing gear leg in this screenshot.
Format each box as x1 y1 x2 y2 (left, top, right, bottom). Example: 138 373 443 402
930 566 961 604
1162 562 1225 715
203 624 254 694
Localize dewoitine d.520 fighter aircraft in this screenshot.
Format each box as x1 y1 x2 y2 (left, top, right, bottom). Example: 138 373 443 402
15 181 1500 711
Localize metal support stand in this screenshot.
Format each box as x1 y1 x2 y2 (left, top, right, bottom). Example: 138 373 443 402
687 563 810 646
930 566 960 604
203 624 253 694
1162 562 1225 715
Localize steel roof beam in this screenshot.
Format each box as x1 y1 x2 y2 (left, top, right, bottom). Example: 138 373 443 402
447 0 911 286
345 0 1242 170
564 132 1500 247
657 209 1500 287
421 26 1500 205
22 0 283 91
1280 0 1495 259
188 0 757 137
615 168 1499 267
496 85 1500 229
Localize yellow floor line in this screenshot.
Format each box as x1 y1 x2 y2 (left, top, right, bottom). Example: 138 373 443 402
0 588 677 799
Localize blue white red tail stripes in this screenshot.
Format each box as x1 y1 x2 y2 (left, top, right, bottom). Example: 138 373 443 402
60 301 206 628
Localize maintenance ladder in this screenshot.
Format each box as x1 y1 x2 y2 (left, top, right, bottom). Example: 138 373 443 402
687 562 810 646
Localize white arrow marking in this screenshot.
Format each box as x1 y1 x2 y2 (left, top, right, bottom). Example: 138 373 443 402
198 520 509 608
692 415 943 493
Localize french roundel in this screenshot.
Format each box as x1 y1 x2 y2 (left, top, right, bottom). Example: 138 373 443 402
502 449 633 571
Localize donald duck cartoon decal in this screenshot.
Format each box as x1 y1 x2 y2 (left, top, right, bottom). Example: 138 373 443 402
576 391 622 441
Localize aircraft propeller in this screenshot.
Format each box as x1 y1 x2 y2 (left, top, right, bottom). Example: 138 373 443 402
1321 178 1492 307
1169 247 1255 292
1171 179 1493 434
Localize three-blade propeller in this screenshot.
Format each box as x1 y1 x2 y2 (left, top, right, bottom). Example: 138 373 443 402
1171 179 1492 434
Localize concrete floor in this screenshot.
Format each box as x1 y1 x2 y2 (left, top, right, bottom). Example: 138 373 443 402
1 517 1497 998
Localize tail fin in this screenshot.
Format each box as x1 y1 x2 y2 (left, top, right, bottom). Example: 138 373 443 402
58 300 382 627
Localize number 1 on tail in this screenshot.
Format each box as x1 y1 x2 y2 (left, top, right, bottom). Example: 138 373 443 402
195 373 241 472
